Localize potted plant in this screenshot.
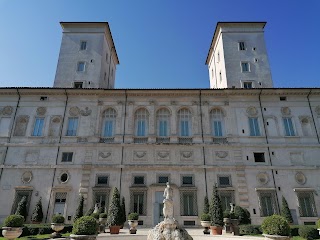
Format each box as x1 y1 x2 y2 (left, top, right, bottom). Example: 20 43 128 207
51 214 65 238
261 214 291 240
74 195 84 222
209 184 223 235
31 197 44 224
99 213 108 233
200 213 211 234
70 216 98 240
106 187 122 234
1 214 24 240
127 212 139 234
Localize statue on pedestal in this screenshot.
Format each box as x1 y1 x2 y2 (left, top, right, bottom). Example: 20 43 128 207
163 182 174 220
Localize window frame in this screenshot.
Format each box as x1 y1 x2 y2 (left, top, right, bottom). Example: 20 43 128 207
74 82 83 89
32 117 44 136
180 190 198 216
156 108 170 137
210 108 225 137
157 174 170 184
96 175 109 186
181 175 194 186
80 41 87 51
254 152 265 163
102 108 116 137
178 108 192 137
61 152 73 163
241 62 250 72
66 117 78 136
133 175 145 185
134 108 149 137
257 190 278 217
249 117 261 136
130 190 147 216
297 191 317 217
283 117 296 136
218 175 232 188
77 61 86 72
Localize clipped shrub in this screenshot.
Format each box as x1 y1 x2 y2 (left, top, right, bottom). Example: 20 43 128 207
3 214 24 227
261 215 290 236
128 212 139 220
72 216 98 235
317 219 320 229
85 206 94 216
91 212 99 220
15 196 28 220
31 197 44 223
280 196 293 224
239 225 262 235
298 226 318 240
52 214 65 224
38 226 52 234
203 196 209 214
209 184 223 227
74 195 84 221
234 206 251 224
106 187 122 226
200 213 211 221
99 213 108 218
120 196 126 224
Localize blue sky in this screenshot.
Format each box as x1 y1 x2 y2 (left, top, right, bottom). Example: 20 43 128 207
0 0 319 89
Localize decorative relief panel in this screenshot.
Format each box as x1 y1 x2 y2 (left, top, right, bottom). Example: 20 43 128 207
290 152 304 165
256 172 269 185
133 151 147 160
1 106 13 115
295 172 306 185
80 107 92 116
156 150 170 161
36 107 46 116
99 151 112 160
281 107 291 116
25 150 39 163
180 150 193 161
215 151 228 159
21 171 33 184
69 107 80 116
246 106 258 116
13 115 29 136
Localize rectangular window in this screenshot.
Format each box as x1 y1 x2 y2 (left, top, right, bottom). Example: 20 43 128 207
133 176 145 185
239 42 246 50
182 176 193 186
180 120 189 137
93 191 109 213
180 191 197 216
219 191 235 211
77 62 85 72
283 117 295 136
74 82 83 89
103 120 114 137
297 192 317 217
32 118 44 136
61 152 73 162
249 117 261 136
53 192 67 215
97 176 108 185
218 176 232 187
159 120 168 137
133 193 144 215
80 41 87 50
217 52 220 62
213 120 223 136
254 152 265 162
241 62 250 72
11 190 32 214
258 191 277 216
243 82 253 89
158 175 169 184
66 117 78 136
137 120 146 136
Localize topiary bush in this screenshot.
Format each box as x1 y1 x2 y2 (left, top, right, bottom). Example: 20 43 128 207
52 214 65 224
298 226 318 240
209 184 223 227
120 196 126 225
128 212 139 220
203 196 209 214
239 225 262 235
91 212 99 220
3 214 24 227
74 195 84 221
31 197 44 223
280 196 293 224
15 196 28 220
106 187 122 227
72 216 98 235
261 215 290 236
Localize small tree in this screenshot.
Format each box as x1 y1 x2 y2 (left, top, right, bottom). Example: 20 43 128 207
120 196 126 224
31 197 43 223
74 195 84 221
15 196 28 220
281 196 293 224
106 187 121 227
209 184 223 226
234 206 251 224
203 196 209 214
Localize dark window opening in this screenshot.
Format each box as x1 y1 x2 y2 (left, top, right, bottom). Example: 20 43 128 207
182 176 193 185
62 152 73 162
134 176 145 185
254 152 265 162
74 82 83 89
97 176 108 185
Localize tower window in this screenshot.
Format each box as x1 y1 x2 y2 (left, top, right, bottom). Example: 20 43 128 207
80 41 87 50
243 82 253 89
219 71 222 82
241 62 250 72
77 62 86 72
239 42 246 51
74 82 83 89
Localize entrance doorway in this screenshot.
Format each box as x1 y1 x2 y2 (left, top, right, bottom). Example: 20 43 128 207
153 191 164 225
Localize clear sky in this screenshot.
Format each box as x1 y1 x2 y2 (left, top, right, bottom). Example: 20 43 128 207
0 0 319 89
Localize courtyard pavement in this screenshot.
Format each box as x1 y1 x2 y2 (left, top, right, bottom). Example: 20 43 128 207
96 228 265 240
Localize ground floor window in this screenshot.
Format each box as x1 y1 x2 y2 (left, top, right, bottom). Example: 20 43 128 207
180 190 197 216
93 189 110 213
130 190 147 216
219 190 235 211
297 191 317 217
11 190 32 214
258 191 278 217
53 192 67 215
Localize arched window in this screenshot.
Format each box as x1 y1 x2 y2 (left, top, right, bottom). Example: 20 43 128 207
135 108 149 137
210 108 224 137
102 108 116 137
178 108 192 137
156 108 170 137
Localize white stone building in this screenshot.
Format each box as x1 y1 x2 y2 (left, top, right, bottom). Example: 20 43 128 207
0 22 319 227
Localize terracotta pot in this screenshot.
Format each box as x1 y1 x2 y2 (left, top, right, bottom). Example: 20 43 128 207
109 225 120 234
69 234 97 240
2 227 23 240
210 225 223 235
200 221 211 228
262 234 290 240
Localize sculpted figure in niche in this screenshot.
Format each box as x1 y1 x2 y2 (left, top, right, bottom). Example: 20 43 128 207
163 182 174 220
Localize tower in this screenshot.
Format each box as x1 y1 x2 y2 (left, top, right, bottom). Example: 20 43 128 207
206 22 273 89
53 22 119 89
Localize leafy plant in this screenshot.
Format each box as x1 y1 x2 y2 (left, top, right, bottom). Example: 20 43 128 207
261 215 290 236
128 212 139 220
3 214 24 227
223 209 230 218
200 213 211 221
280 196 293 224
72 216 97 235
15 196 28 220
209 184 223 227
298 226 318 240
31 197 44 223
120 196 126 224
234 206 251 224
85 206 94 216
106 187 122 227
73 195 84 221
52 214 65 224
203 196 209 214
91 213 99 220
239 225 262 235
99 213 108 218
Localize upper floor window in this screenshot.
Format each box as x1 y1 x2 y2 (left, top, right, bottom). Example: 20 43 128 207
249 117 261 136
96 175 108 186
297 191 317 217
217 52 220 62
218 175 232 187
241 62 250 72
32 117 44 136
135 108 149 137
77 62 86 72
133 176 145 185
210 108 224 137
178 108 192 137
181 175 194 186
283 117 295 136
238 41 246 50
219 71 222 82
80 41 87 50
61 152 73 162
243 81 253 89
102 108 116 137
74 82 83 89
66 117 78 136
156 108 170 137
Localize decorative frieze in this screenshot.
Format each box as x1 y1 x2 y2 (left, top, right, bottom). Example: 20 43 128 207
215 151 228 159
99 151 111 159
156 150 170 160
1 106 13 115
180 150 193 160
80 107 92 116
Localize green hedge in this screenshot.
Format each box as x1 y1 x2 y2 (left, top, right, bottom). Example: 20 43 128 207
239 225 262 235
298 226 319 239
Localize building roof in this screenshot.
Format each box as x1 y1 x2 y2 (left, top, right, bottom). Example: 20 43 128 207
205 22 267 65
60 22 120 65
